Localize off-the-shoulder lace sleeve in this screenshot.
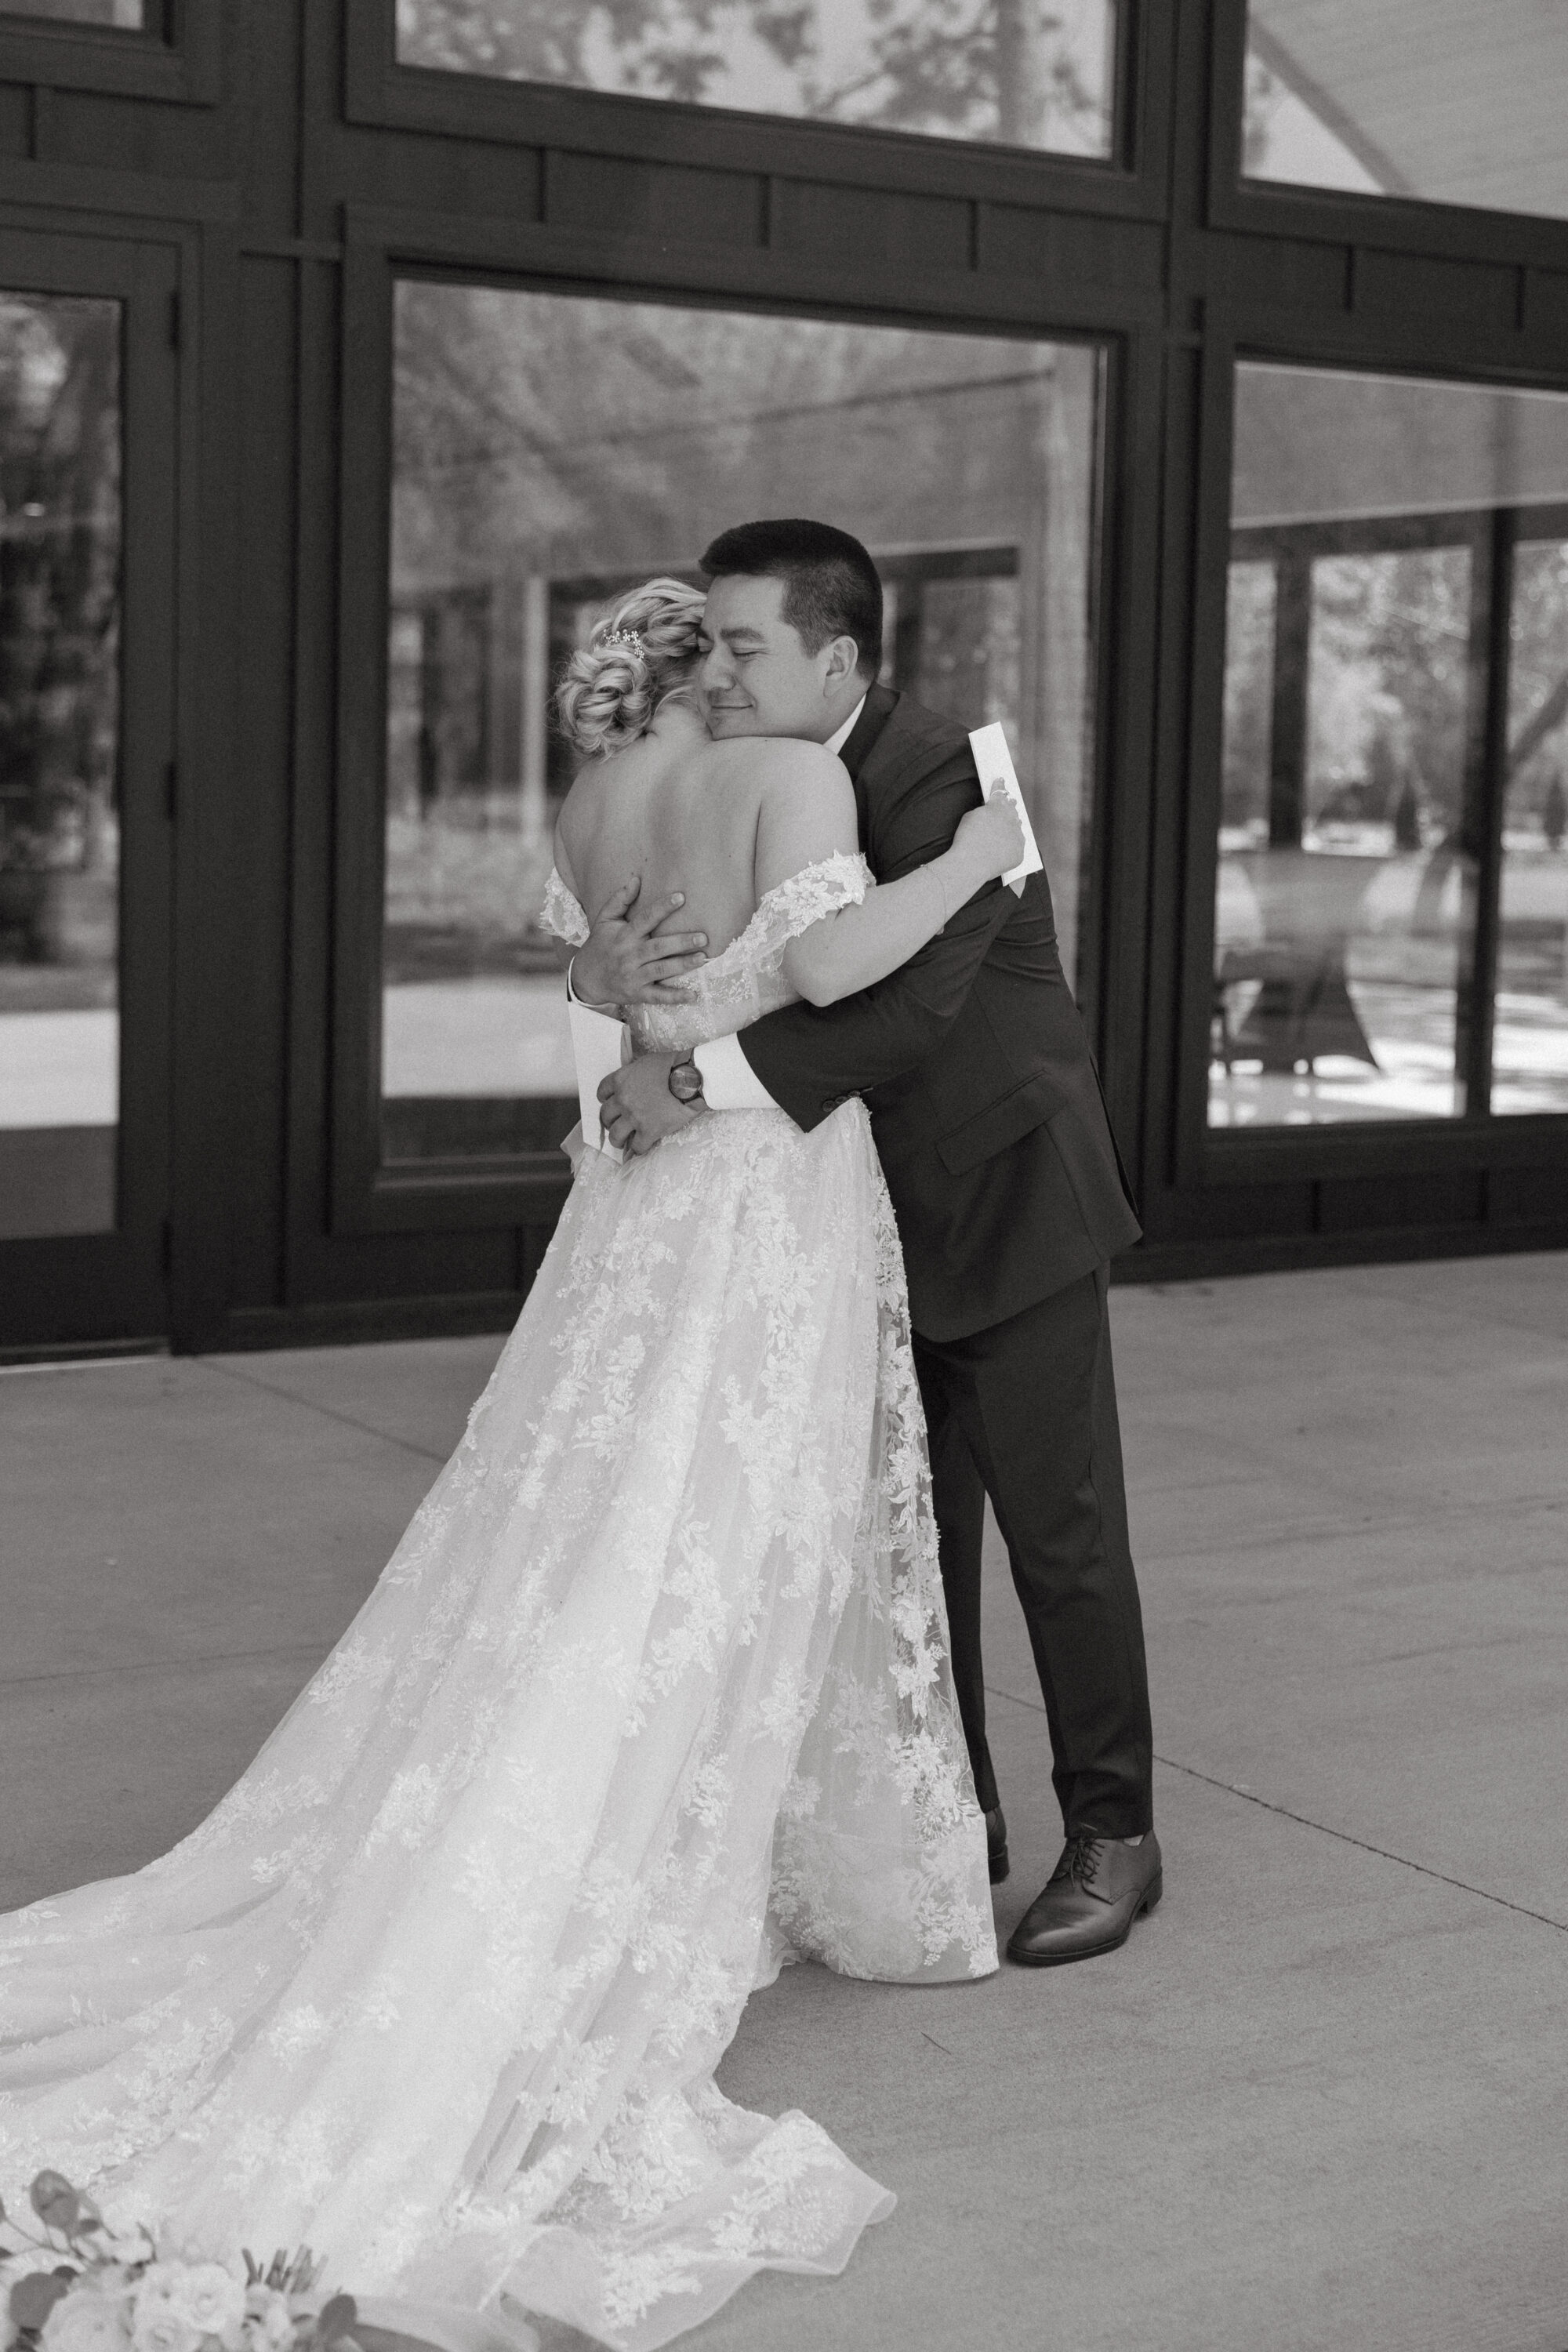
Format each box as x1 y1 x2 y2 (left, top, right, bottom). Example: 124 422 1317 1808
746 850 871 962
539 865 590 947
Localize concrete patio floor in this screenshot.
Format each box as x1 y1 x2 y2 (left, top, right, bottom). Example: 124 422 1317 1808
2 1254 1566 2352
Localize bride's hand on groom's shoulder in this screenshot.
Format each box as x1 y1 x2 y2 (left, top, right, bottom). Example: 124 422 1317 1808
575 877 710 1007
598 1051 701 1155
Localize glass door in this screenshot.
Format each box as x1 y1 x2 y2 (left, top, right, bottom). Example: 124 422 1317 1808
0 233 176 1354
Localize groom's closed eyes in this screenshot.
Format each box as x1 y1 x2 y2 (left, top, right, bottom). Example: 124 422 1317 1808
699 630 765 657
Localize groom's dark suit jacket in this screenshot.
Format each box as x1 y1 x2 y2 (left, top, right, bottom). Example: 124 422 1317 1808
738 684 1141 1342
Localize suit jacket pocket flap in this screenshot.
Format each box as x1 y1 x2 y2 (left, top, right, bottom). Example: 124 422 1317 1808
935 1073 1057 1178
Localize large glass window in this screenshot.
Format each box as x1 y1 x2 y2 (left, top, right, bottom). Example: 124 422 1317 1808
0 292 122 1239
1212 364 1568 1131
384 285 1103 1167
1242 3 1568 220
396 1 1119 160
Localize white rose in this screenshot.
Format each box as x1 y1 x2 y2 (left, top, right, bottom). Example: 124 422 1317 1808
41 2292 133 2352
129 2296 201 2352
164 2270 245 2347
130 2270 183 2320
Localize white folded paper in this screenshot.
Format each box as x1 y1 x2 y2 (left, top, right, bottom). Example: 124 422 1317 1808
568 999 628 1162
969 720 1044 897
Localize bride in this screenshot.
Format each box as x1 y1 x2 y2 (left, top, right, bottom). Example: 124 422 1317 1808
0 578 1025 2352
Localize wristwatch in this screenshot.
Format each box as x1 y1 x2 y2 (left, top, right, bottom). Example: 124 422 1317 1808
668 1055 706 1105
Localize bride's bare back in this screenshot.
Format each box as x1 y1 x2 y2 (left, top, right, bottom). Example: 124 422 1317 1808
554 702 844 956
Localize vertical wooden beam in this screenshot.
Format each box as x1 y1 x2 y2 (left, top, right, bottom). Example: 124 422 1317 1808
1266 547 1310 848
1461 506 1515 1116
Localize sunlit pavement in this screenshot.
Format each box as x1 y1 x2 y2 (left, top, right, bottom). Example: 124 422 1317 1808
3 1253 1566 2352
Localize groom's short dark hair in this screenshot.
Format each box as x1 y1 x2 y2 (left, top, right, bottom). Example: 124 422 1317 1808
700 519 884 680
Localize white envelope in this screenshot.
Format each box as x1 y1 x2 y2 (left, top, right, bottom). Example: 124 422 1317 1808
969 720 1044 897
568 1000 628 1163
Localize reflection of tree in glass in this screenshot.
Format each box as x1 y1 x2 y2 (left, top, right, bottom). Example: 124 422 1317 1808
0 298 121 908
1309 550 1468 833
1221 561 1276 831
397 0 1109 152
1508 540 1568 830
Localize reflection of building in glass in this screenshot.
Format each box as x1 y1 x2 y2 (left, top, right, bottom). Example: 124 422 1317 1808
1243 2 1568 221
383 286 1102 1167
1212 365 1568 1129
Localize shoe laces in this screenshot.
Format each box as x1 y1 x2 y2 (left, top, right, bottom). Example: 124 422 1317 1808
1054 1831 1105 1888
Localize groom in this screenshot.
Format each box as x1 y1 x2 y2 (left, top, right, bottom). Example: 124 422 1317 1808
582 519 1159 1966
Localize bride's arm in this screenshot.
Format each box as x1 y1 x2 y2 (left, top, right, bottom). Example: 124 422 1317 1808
757 749 1024 1008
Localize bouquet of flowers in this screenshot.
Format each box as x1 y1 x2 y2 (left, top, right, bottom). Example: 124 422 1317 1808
1 2175 362 2352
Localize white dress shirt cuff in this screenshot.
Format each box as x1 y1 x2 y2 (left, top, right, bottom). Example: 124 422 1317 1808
692 1033 780 1112
565 954 618 1014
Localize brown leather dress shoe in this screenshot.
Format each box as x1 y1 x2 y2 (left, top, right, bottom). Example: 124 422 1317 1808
1006 1830 1163 1966
986 1805 1009 1886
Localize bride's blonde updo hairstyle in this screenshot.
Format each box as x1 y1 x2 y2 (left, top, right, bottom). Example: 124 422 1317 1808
554 575 707 759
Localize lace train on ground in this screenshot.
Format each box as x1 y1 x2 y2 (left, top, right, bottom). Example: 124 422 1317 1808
0 855 995 2351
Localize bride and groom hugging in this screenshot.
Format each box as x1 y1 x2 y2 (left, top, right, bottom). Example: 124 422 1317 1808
584 517 1157 1953
0 520 1155 2352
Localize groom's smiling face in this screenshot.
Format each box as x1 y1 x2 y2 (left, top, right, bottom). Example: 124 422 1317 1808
699 574 865 744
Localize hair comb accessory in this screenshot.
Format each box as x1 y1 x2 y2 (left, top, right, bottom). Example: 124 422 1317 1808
604 627 644 656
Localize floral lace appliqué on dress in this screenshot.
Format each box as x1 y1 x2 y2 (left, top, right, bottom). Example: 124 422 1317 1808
0 855 995 2352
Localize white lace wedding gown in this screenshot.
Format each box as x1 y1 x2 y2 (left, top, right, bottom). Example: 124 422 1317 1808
0 853 995 2352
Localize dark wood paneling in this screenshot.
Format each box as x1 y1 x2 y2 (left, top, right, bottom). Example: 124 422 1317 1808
978 204 1163 293
549 153 764 250
225 251 298 1314
289 1225 523 1309
1140 1179 1317 1243
1524 268 1568 344
1490 1165 1568 1227
1316 1172 1488 1233
1199 232 1350 311
1353 248 1518 338
49 88 233 179
773 179 972 276
326 121 543 226
0 1 219 103
222 1287 527 1352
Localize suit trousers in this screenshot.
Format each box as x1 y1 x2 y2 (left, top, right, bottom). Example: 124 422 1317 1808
912 1265 1154 1840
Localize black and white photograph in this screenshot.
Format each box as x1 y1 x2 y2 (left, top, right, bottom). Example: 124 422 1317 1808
1 5 1565 2350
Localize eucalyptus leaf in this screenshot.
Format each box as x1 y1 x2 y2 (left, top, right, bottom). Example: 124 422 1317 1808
27 2178 78 2236
314 2292 357 2345
9 2271 71 2333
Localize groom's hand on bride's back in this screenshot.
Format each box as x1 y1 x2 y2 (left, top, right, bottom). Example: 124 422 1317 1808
573 877 709 1008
